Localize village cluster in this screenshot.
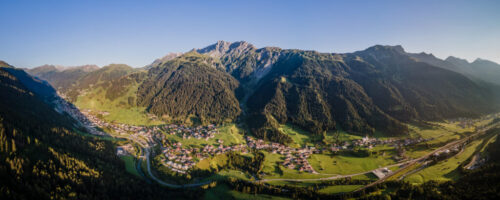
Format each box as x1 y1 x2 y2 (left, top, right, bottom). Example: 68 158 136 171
247 137 318 173
161 124 219 140
160 141 248 174
68 107 442 175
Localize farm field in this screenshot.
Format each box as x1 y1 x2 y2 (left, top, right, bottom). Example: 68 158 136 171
279 124 363 148
308 152 396 175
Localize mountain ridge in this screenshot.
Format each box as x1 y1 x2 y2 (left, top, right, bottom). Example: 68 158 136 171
23 41 500 143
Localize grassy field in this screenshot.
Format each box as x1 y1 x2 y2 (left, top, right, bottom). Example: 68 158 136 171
279 124 317 148
279 124 363 148
164 124 246 148
204 184 291 200
404 122 472 159
404 138 484 183
317 185 364 194
75 83 164 126
119 155 141 177
195 154 230 171
307 152 396 175
352 173 379 180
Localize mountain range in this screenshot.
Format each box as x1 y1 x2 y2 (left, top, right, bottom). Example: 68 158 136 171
0 63 191 199
25 41 500 143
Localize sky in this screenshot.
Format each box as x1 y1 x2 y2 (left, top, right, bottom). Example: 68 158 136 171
1 0 499 68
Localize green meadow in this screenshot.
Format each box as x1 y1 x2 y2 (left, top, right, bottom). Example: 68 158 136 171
119 155 141 177
308 152 396 175
75 83 164 126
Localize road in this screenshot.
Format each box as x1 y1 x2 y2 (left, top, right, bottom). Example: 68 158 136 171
257 161 411 183
119 133 212 188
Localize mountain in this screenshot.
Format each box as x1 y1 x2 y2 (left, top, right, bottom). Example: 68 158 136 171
144 52 183 69
63 64 136 102
408 52 500 86
449 57 500 86
24 42 500 143
137 52 241 124
241 45 498 142
27 64 99 94
0 62 190 199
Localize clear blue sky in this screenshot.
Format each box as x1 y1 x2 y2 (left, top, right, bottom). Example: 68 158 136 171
1 0 499 68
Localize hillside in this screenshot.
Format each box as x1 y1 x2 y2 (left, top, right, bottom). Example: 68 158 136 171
203 43 499 142
448 57 500 86
27 64 99 93
137 52 241 124
0 63 192 199
408 52 500 86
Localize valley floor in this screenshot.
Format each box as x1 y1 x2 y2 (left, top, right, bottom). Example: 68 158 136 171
65 101 500 198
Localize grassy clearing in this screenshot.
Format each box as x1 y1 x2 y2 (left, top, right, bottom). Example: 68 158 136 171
120 155 141 177
195 154 230 171
279 124 362 148
317 185 364 194
279 124 316 148
164 124 246 148
261 151 283 175
308 152 396 175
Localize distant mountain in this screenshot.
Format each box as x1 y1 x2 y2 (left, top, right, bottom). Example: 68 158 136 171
408 52 500 86
0 63 185 199
448 57 500 86
27 64 99 94
23 42 500 143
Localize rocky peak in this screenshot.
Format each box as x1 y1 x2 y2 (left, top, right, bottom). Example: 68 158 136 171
364 45 406 54
0 60 13 68
197 40 255 58
145 52 183 69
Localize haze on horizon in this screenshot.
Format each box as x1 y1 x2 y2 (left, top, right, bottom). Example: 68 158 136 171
1 0 499 68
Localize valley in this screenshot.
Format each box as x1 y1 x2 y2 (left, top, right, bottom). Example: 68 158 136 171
3 40 500 199
64 95 500 197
